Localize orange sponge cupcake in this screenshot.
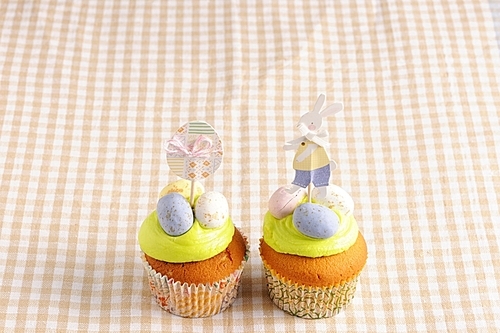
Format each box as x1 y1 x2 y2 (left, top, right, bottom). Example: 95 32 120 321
145 227 247 285
260 231 367 288
260 185 367 318
260 95 367 318
139 121 249 317
139 179 249 318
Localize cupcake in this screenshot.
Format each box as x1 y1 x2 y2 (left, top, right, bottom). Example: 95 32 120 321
139 121 249 317
259 95 367 318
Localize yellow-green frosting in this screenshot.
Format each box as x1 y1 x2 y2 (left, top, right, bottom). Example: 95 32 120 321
263 208 359 258
138 210 235 263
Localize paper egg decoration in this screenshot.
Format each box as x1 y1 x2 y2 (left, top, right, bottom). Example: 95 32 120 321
164 121 223 181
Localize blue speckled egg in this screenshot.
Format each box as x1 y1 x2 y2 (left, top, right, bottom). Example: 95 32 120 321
292 203 339 239
157 193 194 236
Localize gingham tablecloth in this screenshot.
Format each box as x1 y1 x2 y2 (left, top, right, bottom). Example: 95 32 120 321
1 1 499 332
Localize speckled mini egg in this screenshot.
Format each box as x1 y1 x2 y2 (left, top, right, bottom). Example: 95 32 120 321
268 186 307 219
312 184 354 216
159 178 204 203
157 193 194 236
292 203 339 239
194 191 229 229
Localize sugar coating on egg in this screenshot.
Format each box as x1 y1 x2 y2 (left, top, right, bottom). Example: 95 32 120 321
268 186 307 219
157 192 194 236
292 203 339 239
195 191 229 229
312 184 354 216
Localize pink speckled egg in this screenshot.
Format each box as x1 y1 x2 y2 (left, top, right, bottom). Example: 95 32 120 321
268 186 307 219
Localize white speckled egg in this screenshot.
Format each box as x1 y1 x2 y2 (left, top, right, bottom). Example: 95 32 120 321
157 193 194 236
194 191 229 228
312 184 354 216
293 203 339 239
268 186 307 219
159 179 204 203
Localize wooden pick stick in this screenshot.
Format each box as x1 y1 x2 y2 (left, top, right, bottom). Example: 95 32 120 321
307 183 312 203
190 179 195 207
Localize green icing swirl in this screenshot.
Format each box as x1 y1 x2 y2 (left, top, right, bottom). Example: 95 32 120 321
263 208 359 257
138 210 234 263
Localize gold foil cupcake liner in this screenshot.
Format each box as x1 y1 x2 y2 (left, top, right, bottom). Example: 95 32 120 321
141 230 249 318
262 261 360 319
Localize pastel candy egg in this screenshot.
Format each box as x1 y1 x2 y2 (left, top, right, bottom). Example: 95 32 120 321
312 184 354 216
159 179 205 203
292 203 339 239
157 193 194 236
195 191 229 229
268 186 307 219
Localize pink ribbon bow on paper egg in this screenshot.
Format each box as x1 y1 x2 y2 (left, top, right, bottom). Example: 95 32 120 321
164 134 214 159
163 121 224 182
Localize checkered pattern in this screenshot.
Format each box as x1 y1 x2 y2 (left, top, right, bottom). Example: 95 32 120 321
1 1 499 331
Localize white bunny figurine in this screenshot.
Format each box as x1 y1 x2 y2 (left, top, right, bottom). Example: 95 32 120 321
283 94 343 198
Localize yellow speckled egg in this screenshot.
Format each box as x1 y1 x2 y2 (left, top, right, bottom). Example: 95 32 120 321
159 178 205 203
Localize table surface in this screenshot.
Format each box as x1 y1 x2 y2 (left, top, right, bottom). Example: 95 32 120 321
1 1 499 332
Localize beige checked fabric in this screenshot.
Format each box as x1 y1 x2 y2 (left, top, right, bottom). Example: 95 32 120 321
1 1 499 332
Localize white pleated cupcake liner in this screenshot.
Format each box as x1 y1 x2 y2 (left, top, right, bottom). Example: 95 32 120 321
141 230 249 318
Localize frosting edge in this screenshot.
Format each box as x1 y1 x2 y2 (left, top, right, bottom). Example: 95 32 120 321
139 210 235 263
262 209 359 257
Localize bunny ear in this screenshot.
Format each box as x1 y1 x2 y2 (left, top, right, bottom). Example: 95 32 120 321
320 102 343 117
311 94 326 114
